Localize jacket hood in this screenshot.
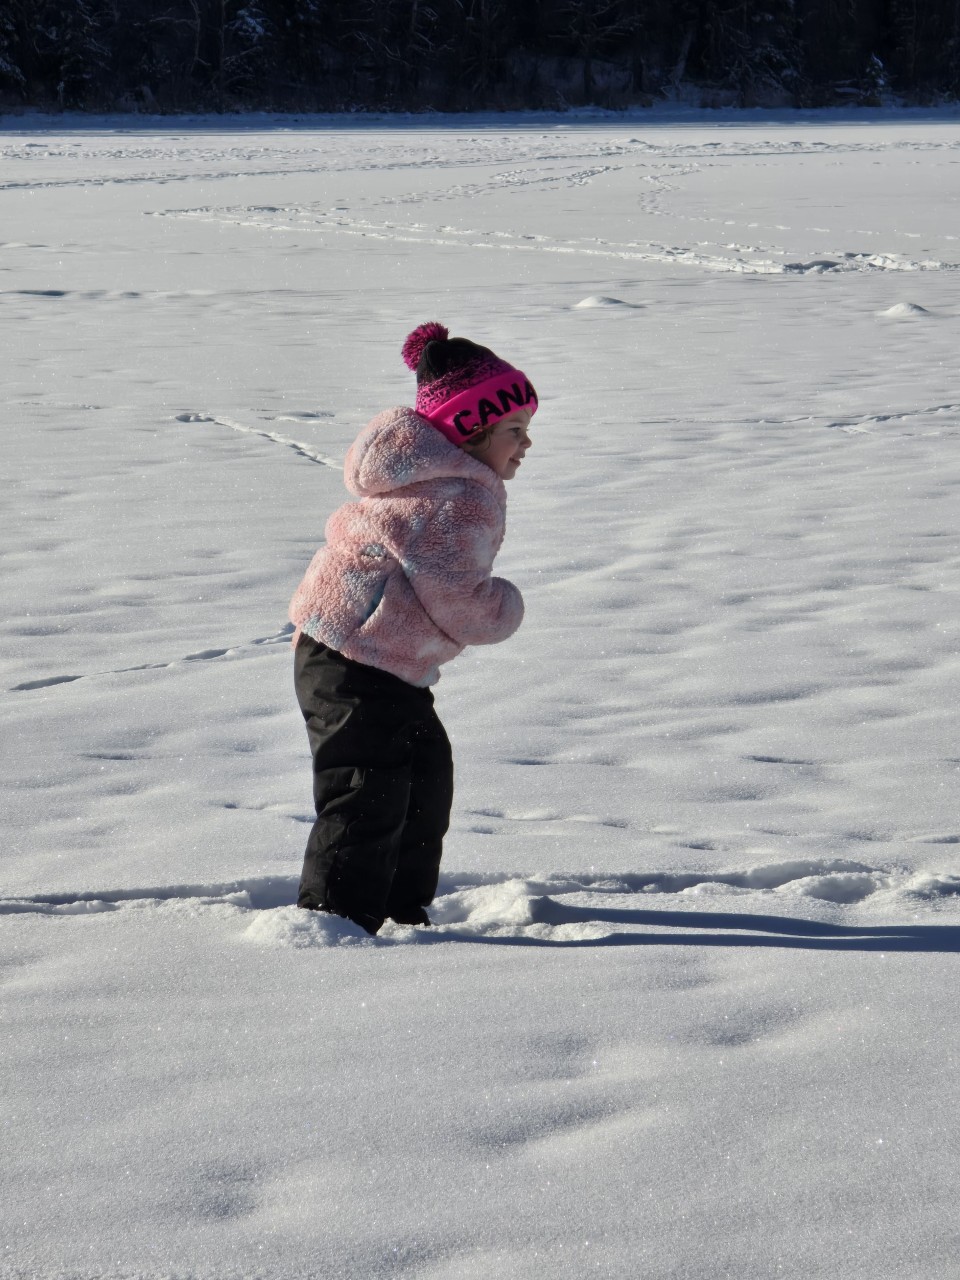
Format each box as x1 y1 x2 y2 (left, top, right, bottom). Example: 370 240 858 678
344 407 506 503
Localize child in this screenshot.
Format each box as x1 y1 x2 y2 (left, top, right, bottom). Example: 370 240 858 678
289 322 536 935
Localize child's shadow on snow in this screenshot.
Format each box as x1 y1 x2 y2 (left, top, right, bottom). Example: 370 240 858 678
490 899 960 953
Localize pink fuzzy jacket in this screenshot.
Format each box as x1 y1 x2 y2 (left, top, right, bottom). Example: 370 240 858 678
289 407 524 687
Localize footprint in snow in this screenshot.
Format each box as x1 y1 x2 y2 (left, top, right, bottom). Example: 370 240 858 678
176 410 341 469
8 627 293 691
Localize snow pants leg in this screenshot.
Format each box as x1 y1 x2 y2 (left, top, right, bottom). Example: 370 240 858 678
294 634 454 934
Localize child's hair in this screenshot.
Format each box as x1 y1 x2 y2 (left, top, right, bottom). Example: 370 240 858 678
461 425 495 453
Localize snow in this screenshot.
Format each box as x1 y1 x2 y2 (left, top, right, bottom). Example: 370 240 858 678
3 111 960 1279
877 301 931 318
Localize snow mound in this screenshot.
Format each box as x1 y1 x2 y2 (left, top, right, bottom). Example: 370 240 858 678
244 905 377 948
900 872 960 899
737 857 874 889
573 295 635 309
877 301 930 317
431 878 537 928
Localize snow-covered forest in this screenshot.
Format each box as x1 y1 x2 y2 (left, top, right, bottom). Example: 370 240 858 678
1 0 960 114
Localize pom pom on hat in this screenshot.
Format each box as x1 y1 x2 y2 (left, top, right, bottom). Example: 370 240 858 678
402 322 449 372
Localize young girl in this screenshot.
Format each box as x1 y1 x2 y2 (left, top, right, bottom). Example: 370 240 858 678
289 322 536 935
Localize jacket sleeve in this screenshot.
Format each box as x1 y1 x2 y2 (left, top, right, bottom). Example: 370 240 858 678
401 490 524 647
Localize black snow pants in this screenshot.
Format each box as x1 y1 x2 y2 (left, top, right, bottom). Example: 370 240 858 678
294 634 454 934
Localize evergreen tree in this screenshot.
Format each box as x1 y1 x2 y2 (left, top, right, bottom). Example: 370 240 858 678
52 0 111 107
0 0 28 99
221 0 273 100
553 0 639 103
695 0 800 104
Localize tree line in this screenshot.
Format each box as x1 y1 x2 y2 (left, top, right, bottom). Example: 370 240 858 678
1 1 958 114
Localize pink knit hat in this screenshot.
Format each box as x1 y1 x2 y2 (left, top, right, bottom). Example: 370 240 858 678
402 322 538 446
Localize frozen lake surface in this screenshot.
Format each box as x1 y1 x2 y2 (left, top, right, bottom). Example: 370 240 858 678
3 112 960 1279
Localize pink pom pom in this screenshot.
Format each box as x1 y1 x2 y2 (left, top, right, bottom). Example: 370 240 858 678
402 322 448 371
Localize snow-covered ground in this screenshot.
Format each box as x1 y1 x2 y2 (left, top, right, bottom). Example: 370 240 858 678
3 111 960 1279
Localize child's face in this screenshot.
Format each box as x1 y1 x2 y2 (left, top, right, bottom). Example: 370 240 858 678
465 409 533 481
